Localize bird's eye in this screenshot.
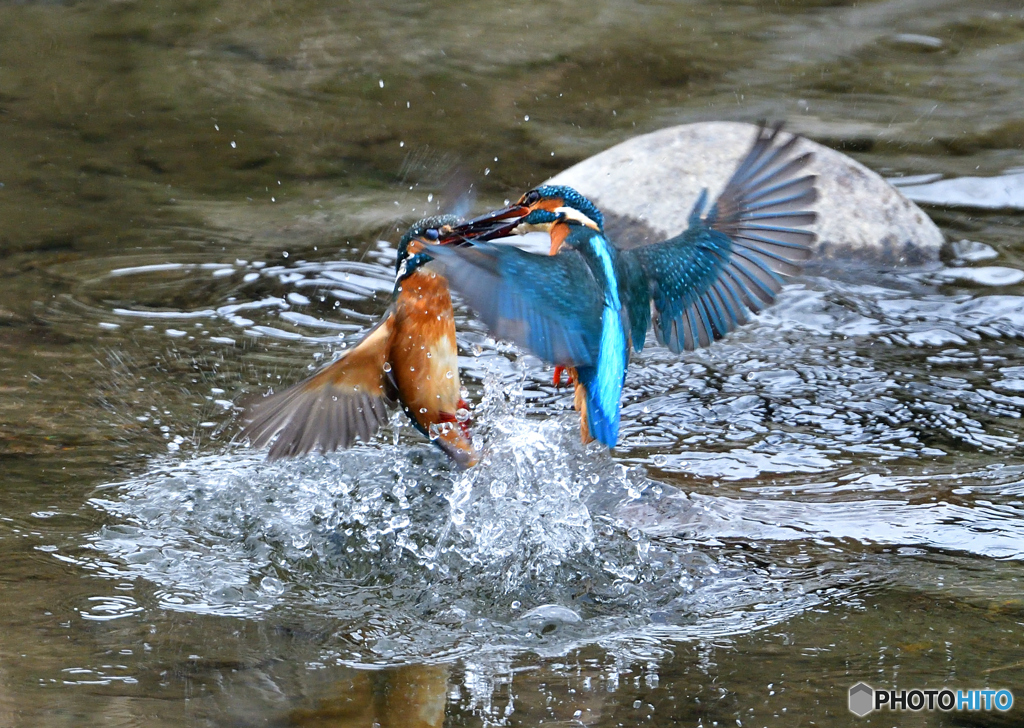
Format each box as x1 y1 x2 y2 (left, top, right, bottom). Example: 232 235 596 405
523 190 541 205
423 228 440 241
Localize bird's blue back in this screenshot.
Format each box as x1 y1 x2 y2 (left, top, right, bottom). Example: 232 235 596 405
427 123 818 449
569 228 628 447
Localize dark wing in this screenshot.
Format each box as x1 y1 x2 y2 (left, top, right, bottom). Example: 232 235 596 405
425 242 605 367
626 122 817 352
240 313 397 460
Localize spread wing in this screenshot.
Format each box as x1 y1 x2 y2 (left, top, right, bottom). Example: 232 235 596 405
626 122 818 352
425 242 605 367
240 313 397 460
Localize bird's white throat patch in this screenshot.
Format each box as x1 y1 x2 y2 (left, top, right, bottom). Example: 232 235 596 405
554 206 601 230
514 206 600 234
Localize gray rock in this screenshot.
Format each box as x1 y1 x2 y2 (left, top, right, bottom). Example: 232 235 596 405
546 121 944 266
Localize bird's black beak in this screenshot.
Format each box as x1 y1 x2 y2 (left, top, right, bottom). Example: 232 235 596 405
436 203 531 245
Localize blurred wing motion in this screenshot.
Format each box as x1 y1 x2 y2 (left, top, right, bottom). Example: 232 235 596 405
425 242 606 367
626 122 818 353
240 314 396 460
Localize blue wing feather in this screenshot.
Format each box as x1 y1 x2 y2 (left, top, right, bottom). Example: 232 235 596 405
623 123 818 353
429 234 629 447
425 242 604 367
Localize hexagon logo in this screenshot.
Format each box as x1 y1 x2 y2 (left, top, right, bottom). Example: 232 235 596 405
849 682 874 717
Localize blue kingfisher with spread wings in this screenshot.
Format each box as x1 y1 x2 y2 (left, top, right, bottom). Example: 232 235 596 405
427 123 818 448
241 216 479 468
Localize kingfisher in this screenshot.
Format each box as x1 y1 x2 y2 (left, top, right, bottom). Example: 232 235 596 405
241 215 479 468
427 123 818 448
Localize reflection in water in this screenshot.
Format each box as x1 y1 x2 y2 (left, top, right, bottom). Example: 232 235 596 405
290 664 448 728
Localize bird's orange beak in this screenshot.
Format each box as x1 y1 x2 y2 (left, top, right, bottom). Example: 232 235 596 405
436 203 531 245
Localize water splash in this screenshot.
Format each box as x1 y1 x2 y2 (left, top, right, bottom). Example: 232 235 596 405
78 388 848 667
48 233 1024 674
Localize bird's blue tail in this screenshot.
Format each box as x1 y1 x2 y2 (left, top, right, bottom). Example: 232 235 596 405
577 365 620 448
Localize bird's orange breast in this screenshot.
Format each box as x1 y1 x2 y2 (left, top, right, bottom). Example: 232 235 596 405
390 268 463 420
389 266 476 465
549 221 571 255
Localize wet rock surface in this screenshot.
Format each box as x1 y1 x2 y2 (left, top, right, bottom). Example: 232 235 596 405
548 121 945 266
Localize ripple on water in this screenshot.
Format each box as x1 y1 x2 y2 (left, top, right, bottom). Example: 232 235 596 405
899 170 1024 210
45 240 1024 669
614 281 1024 473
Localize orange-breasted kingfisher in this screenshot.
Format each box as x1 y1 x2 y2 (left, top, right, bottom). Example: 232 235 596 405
241 215 479 468
427 123 818 449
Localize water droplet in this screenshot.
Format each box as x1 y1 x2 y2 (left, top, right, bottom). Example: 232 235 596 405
445 370 453 379
382 362 392 372
455 408 470 422
379 79 384 88
230 140 236 149
524 114 530 121
409 367 415 372
510 600 521 610
419 408 428 414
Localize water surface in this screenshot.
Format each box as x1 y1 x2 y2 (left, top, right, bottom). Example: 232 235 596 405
1 0 1023 725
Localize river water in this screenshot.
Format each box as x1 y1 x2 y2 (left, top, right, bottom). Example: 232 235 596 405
1 1 1023 726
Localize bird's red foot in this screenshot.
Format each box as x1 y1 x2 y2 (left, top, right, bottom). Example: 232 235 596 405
439 399 472 438
457 398 472 437
553 366 566 387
